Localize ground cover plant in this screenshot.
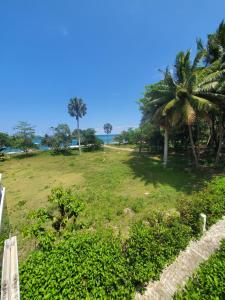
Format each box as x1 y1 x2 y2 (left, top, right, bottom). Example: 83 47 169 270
174 240 225 300
20 230 134 300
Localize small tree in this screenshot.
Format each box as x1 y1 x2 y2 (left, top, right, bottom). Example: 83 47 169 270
103 123 113 144
81 128 103 151
24 187 84 249
0 132 11 151
13 121 35 152
42 124 71 153
68 98 87 154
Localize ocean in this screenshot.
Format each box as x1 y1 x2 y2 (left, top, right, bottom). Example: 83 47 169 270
2 134 118 154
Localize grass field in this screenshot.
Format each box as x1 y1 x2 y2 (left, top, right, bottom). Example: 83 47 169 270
0 148 212 259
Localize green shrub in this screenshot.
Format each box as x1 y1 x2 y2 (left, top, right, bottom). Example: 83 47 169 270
178 177 225 235
24 187 85 250
125 216 192 287
20 230 134 300
174 240 225 299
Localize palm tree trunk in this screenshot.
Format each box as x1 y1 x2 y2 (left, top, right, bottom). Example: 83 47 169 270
163 128 168 168
215 123 224 164
188 124 199 168
77 117 81 154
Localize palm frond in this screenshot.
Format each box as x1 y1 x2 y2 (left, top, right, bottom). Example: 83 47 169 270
182 100 196 125
190 95 217 112
148 97 173 108
196 92 225 108
162 98 177 116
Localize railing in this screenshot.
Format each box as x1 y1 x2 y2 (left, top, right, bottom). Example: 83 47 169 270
0 174 20 300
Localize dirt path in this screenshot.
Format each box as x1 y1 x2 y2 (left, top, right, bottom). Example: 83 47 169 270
104 145 135 152
135 216 225 300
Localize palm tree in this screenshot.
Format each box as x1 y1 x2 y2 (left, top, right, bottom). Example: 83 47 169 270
103 123 113 144
68 97 87 154
147 50 225 167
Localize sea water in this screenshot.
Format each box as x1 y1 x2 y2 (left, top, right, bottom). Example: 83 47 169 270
2 134 118 153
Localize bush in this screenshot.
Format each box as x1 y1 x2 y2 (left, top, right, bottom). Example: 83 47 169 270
178 177 225 235
174 240 225 299
20 230 134 299
125 215 192 287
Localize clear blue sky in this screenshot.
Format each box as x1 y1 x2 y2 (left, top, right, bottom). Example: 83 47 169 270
1 0 225 135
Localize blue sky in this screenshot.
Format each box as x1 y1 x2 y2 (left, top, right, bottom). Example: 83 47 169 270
1 0 225 135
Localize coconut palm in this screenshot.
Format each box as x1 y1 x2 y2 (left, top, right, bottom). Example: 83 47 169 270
68 97 87 154
103 123 113 144
140 81 171 167
147 50 225 167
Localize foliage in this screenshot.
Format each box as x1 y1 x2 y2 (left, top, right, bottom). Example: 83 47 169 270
12 121 36 152
42 124 72 153
138 21 225 167
68 97 87 120
20 230 134 300
48 187 85 232
113 125 163 152
0 132 11 150
24 187 84 249
178 176 225 235
125 215 192 287
174 240 225 299
103 123 113 134
80 128 103 151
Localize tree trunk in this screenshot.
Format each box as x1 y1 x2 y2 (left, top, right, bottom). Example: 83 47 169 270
163 128 168 168
215 123 224 164
188 124 199 168
77 117 81 154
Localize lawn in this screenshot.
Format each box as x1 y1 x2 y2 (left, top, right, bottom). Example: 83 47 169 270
0 148 211 259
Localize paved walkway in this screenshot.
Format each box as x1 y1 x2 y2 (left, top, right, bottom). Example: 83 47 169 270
104 145 134 152
135 216 225 300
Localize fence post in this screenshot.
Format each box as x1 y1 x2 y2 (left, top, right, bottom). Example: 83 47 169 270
1 236 20 300
0 173 6 231
200 213 207 233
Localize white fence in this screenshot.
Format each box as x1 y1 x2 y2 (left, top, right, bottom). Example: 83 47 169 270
1 237 20 300
0 185 6 232
0 174 20 300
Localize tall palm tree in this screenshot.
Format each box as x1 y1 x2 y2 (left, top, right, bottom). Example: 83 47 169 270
68 97 87 154
140 81 171 167
147 50 225 167
103 123 113 144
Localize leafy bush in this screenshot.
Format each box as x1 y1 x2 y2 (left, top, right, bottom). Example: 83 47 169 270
125 215 192 287
174 240 225 299
24 187 84 249
178 177 225 235
82 138 103 152
20 230 134 300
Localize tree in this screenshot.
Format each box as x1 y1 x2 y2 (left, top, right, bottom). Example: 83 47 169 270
199 21 225 163
13 121 36 152
68 98 87 154
0 132 11 151
81 128 103 151
42 124 71 153
142 50 225 167
103 123 113 144
139 82 170 167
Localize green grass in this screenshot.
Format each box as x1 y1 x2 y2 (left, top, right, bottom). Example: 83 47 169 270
0 149 213 259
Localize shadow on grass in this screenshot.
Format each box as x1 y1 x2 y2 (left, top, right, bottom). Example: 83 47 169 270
49 150 77 156
124 152 222 195
12 152 39 160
